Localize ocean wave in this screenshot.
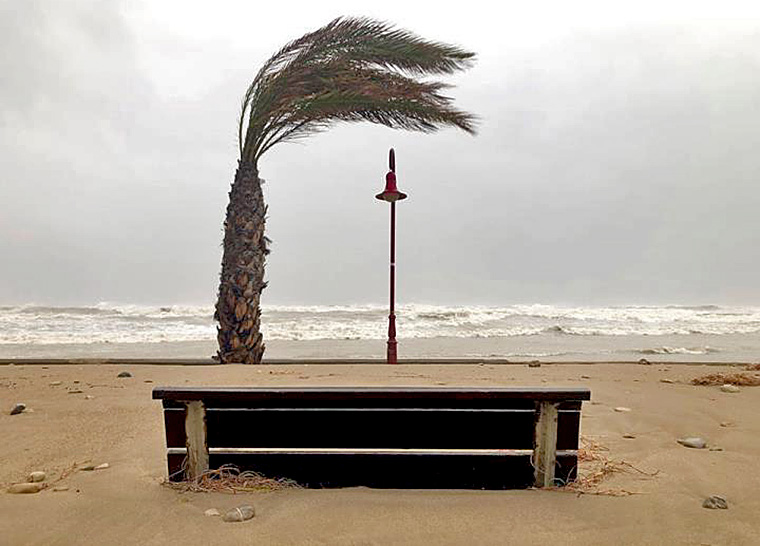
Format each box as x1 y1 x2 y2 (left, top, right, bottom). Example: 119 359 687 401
640 346 720 355
2 302 760 344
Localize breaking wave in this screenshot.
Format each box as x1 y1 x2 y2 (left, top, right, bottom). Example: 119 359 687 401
0 302 759 344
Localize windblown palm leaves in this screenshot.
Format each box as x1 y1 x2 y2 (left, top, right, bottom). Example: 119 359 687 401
216 17 476 364
238 16 477 165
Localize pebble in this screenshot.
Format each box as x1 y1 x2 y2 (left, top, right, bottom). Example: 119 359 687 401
660 378 674 384
581 375 591 379
49 381 62 386
143 380 153 383
677 437 708 449
117 371 132 378
10 403 26 415
528 361 541 368
623 433 636 439
28 471 46 483
94 463 110 470
702 495 728 509
8 483 44 494
709 446 724 452
638 358 651 365
84 395 94 400
614 407 632 413
67 390 84 394
222 505 255 523
204 508 221 517
720 384 740 393
719 421 734 428
52 486 69 492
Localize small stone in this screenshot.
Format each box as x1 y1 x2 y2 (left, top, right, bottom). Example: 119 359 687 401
709 446 724 452
660 378 674 384
67 390 83 394
8 483 43 494
117 371 132 378
222 505 255 523
49 381 62 386
94 463 109 470
528 361 541 368
720 384 740 393
702 495 728 509
677 437 708 449
623 433 636 439
10 403 26 415
28 471 46 483
581 375 591 379
719 421 734 428
204 508 220 517
638 358 651 365
143 379 153 383
84 395 94 400
614 407 632 413
73 380 80 384
52 486 69 492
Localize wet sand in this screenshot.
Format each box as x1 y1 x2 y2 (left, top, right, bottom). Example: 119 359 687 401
1 361 759 545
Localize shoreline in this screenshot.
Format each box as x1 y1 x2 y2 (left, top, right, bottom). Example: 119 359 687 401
0 358 754 366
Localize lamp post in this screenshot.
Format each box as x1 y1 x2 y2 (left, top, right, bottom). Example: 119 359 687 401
375 148 407 364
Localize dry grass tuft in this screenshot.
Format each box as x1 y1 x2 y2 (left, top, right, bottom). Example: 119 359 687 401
691 372 760 386
554 437 659 497
163 464 300 494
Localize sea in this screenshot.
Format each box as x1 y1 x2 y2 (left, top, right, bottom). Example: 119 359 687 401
1 303 759 362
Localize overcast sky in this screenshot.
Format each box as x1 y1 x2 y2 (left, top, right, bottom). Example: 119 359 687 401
2 0 760 306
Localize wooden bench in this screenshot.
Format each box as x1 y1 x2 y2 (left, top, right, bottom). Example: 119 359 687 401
153 386 590 489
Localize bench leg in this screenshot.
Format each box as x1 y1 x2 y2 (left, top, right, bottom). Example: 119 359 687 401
533 401 559 488
184 401 209 480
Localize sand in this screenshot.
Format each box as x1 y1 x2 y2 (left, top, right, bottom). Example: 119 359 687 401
1 361 759 545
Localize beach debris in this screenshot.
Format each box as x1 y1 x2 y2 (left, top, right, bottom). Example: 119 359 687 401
144 379 153 383
204 508 221 517
28 471 46 483
117 371 132 378
702 495 728 509
67 389 84 394
720 384 740 393
81 465 96 471
709 446 724 452
49 381 62 386
614 407 632 413
581 375 591 379
660 378 674 384
528 361 541 368
719 421 734 428
10 403 26 415
622 434 636 439
7 483 44 494
677 437 707 449
638 358 651 365
222 505 255 523
52 486 69 492
94 463 110 470
691 372 760 387
84 395 94 400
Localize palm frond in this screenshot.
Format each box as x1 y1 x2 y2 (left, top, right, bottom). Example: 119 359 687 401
239 17 477 164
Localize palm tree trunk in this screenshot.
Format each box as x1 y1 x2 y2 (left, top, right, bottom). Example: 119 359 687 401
215 161 268 363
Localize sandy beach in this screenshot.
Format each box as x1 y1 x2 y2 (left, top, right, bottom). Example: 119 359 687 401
1 360 759 545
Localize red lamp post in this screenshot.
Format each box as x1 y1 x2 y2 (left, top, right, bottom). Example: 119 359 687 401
376 148 407 364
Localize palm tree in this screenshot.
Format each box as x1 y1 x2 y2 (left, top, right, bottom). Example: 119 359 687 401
215 16 477 363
